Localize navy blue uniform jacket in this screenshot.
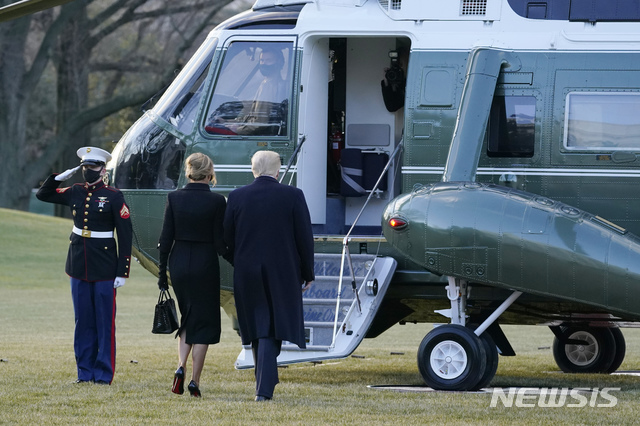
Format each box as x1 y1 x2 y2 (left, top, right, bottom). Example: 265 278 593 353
36 174 133 282
223 176 315 348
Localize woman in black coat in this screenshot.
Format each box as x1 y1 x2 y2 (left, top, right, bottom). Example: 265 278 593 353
157 153 227 397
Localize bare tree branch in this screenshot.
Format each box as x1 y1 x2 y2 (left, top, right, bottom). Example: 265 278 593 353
24 84 158 184
90 61 159 72
86 0 131 27
23 0 90 92
86 2 212 50
177 0 233 54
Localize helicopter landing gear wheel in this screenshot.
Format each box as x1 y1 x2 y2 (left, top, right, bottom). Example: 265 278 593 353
417 324 487 391
605 327 626 373
474 332 499 390
552 326 616 373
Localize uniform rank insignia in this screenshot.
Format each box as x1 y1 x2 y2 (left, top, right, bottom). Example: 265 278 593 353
120 204 130 219
56 187 70 193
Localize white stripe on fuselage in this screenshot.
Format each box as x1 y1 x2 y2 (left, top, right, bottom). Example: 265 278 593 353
402 166 640 178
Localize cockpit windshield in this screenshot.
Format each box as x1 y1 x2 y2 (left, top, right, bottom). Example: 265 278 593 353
203 41 294 137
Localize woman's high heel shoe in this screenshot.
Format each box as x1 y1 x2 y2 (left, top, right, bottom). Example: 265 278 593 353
187 380 201 397
172 366 185 395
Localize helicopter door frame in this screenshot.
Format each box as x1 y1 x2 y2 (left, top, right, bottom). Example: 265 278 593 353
295 37 330 226
296 35 407 234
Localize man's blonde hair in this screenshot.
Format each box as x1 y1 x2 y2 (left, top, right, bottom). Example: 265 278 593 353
185 152 216 185
251 150 281 178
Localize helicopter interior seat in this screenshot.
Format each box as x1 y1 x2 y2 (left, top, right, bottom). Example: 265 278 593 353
339 149 389 196
339 123 390 197
339 148 365 197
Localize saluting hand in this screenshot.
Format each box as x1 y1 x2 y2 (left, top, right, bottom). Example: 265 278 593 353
55 165 81 181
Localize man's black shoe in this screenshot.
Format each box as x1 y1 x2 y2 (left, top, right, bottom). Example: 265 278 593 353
254 395 272 401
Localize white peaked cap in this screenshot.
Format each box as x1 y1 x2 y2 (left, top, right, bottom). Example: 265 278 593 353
77 146 112 166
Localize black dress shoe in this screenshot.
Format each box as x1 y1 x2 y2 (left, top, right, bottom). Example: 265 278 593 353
255 395 272 401
187 380 201 397
172 366 185 395
73 379 90 384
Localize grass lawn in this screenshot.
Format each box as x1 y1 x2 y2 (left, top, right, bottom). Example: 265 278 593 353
1 207 640 425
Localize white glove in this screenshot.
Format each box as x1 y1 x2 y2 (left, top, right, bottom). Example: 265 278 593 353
55 165 81 181
114 277 126 289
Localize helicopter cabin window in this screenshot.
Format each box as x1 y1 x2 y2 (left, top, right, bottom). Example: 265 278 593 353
487 96 536 157
152 38 217 134
204 41 293 137
564 93 640 151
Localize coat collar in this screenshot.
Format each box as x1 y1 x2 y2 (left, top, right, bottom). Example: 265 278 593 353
184 182 211 191
84 180 105 191
254 175 278 184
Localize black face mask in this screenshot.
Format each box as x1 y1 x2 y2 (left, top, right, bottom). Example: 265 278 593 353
82 167 102 183
259 63 280 78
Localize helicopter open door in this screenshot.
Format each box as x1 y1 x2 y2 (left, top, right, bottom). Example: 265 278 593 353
295 37 409 235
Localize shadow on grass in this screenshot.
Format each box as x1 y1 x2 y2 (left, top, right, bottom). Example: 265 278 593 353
491 370 640 391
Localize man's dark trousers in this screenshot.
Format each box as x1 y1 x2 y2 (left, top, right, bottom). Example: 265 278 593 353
252 338 282 398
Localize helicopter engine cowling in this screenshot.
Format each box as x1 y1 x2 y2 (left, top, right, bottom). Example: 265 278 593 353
382 181 640 321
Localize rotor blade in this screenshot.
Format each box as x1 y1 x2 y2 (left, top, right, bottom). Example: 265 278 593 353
0 0 76 22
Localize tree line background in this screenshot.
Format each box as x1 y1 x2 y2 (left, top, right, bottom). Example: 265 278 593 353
0 0 246 212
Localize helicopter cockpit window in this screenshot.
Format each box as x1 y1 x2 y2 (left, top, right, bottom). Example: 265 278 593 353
152 38 217 134
487 96 536 158
204 41 293 137
564 93 640 151
113 114 185 190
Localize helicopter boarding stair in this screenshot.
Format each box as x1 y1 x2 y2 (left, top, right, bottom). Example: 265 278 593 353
234 253 397 368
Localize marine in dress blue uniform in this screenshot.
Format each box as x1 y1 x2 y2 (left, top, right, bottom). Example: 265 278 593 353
36 147 132 384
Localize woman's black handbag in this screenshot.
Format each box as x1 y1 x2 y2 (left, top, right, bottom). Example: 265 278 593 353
152 289 179 334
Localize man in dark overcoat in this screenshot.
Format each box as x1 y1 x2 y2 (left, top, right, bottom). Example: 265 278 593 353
223 150 314 401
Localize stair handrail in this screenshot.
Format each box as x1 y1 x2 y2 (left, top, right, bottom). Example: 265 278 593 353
331 138 404 349
280 134 306 184
344 138 404 240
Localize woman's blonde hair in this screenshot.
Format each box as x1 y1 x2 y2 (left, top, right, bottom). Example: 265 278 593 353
251 150 281 178
185 152 216 185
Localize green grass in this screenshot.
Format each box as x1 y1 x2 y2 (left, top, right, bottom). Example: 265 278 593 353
1 207 640 424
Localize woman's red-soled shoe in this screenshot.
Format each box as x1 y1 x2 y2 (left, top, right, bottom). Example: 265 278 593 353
172 366 185 394
187 380 201 397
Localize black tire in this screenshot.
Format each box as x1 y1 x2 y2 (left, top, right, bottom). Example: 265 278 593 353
474 331 499 390
552 326 616 373
605 327 626 373
417 324 487 391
